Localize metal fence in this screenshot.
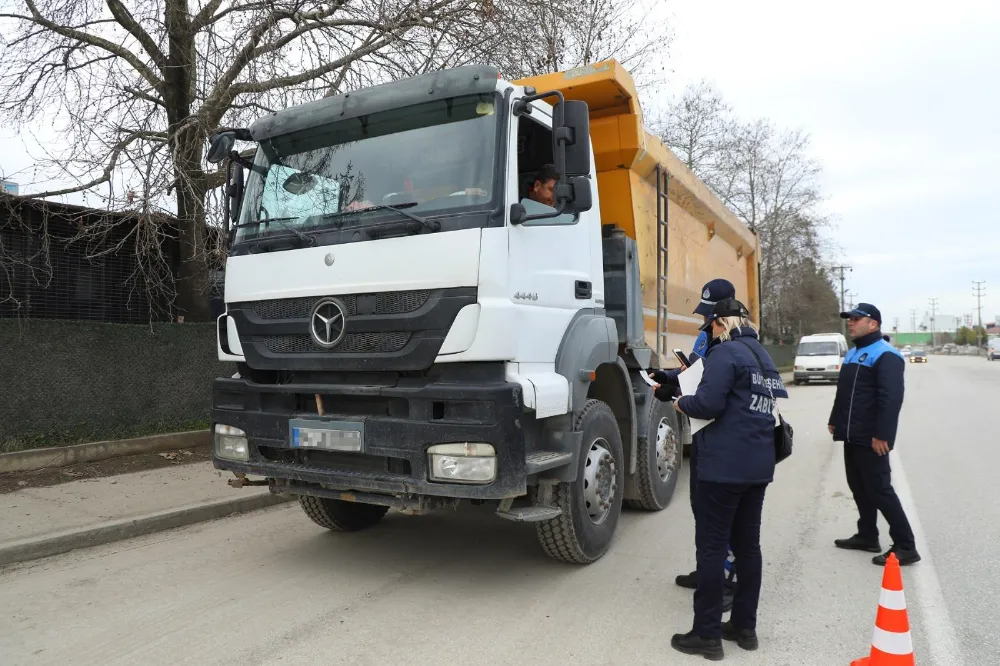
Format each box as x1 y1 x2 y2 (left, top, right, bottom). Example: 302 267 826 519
0 319 234 452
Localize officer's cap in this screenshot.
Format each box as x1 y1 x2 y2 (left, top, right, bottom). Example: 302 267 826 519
694 278 736 317
840 303 882 325
700 297 750 331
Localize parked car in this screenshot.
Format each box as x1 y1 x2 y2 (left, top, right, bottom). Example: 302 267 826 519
910 349 928 363
793 332 848 384
988 339 1000 361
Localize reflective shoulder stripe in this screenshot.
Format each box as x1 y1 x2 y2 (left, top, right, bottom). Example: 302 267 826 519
871 626 913 655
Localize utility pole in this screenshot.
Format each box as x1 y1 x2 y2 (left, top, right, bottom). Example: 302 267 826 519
929 298 938 347
846 291 858 310
831 265 852 337
910 309 917 334
974 281 986 354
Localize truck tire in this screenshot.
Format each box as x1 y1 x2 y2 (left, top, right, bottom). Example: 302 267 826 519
299 496 389 532
625 398 681 511
535 399 625 564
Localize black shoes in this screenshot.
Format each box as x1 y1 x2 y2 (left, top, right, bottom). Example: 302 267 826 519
671 631 724 661
675 570 735 612
721 621 758 651
873 546 921 566
834 534 882 553
675 570 697 589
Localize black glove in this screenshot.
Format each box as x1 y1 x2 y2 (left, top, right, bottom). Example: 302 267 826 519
653 384 680 402
646 367 680 387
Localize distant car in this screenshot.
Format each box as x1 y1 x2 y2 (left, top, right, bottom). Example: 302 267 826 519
987 339 999 361
910 350 927 363
901 348 911 358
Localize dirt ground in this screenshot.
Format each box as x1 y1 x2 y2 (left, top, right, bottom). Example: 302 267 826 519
0 444 213 494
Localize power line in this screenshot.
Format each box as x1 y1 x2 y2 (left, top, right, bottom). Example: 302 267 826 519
974 281 986 353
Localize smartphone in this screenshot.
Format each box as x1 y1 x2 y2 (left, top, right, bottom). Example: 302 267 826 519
672 349 691 368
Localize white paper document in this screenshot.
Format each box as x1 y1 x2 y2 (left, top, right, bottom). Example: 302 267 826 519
640 370 658 387
677 358 714 435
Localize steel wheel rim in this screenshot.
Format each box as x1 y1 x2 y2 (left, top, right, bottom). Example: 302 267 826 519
583 437 617 524
656 418 678 482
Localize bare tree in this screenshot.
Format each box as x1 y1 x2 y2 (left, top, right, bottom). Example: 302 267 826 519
659 83 839 340
654 80 730 175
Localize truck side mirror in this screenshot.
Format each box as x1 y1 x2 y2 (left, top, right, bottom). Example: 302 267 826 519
556 176 592 213
554 100 592 177
207 131 236 164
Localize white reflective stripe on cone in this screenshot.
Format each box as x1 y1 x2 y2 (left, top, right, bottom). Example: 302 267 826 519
872 627 914 655
879 588 907 611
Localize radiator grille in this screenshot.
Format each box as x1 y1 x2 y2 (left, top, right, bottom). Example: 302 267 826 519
262 332 412 354
250 290 431 320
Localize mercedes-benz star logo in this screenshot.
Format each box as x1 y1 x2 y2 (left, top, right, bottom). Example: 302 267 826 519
309 298 347 348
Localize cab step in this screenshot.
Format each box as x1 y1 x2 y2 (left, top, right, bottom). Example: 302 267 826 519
496 506 563 522
525 451 573 475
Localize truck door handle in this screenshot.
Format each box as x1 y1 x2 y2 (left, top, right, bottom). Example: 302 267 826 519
575 280 592 299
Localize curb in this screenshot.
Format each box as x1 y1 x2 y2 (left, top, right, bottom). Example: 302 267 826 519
0 430 209 474
0 492 294 567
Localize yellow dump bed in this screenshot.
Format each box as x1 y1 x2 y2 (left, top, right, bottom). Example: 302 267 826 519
516 61 761 367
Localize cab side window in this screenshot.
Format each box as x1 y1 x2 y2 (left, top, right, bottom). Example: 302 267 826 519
516 113 576 226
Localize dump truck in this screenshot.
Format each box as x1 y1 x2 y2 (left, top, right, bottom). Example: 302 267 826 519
206 59 761 564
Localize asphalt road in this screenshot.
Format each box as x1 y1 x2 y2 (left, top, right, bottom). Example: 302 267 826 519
0 355 994 665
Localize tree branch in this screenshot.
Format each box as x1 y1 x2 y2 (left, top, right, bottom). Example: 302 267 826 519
10 130 163 199
10 0 163 92
104 0 167 71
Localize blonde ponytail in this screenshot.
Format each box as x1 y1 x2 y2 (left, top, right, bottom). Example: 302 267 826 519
714 316 758 342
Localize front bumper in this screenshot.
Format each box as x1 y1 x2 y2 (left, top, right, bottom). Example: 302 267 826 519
211 367 527 500
794 370 840 381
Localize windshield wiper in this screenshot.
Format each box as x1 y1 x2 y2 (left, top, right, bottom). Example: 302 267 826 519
321 202 440 234
234 216 316 248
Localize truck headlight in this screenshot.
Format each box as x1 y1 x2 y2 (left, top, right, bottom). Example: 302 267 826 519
427 443 496 484
215 424 249 461
828 365 840 371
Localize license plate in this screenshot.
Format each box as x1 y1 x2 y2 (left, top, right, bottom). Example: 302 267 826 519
289 418 364 452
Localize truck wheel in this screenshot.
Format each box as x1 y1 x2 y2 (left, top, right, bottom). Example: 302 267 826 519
299 496 389 532
626 399 681 511
535 399 625 564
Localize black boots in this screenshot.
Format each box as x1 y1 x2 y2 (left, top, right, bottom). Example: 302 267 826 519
834 534 882 553
721 621 758 650
671 631 724 661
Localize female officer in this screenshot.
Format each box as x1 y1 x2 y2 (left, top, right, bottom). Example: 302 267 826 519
668 297 788 661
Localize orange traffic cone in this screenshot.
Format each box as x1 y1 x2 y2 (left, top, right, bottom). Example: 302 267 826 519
851 552 915 665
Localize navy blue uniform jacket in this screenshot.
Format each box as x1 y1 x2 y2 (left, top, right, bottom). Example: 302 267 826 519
676 328 789 485
828 331 905 449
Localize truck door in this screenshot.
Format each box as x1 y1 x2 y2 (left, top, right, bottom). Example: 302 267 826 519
506 106 597 363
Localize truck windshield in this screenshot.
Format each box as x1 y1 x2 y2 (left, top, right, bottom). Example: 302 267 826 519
797 341 840 356
234 93 500 245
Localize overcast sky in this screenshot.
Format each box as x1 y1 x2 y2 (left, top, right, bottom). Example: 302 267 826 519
660 0 1000 330
2 0 998 329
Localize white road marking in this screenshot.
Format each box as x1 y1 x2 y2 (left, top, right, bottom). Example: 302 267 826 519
893 451 964 666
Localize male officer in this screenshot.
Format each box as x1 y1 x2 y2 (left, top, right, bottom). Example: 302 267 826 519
648 278 738 608
828 303 921 566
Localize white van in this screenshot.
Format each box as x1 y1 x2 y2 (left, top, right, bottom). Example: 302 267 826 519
793 333 849 384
